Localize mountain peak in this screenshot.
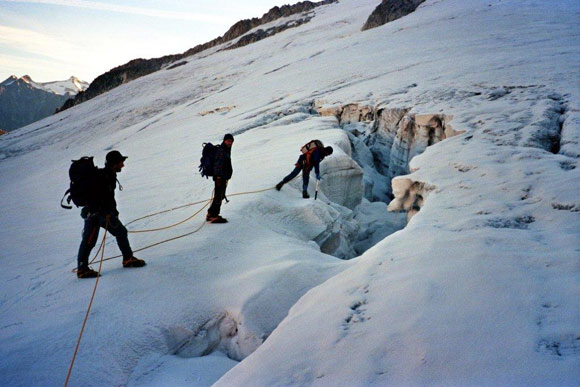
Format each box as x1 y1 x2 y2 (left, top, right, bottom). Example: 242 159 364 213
1 75 18 86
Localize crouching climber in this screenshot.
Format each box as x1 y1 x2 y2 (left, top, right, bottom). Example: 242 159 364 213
275 140 333 198
75 150 146 278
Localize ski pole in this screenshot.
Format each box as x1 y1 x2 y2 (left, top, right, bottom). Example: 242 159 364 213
315 180 320 200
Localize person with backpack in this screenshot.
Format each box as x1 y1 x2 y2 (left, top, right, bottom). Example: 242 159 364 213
75 150 146 278
205 133 234 223
275 140 333 198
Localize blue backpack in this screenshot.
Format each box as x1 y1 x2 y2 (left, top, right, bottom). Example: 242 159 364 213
199 143 217 178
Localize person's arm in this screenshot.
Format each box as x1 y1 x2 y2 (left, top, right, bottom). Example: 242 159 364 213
226 150 233 180
313 150 322 179
213 146 225 178
102 176 119 216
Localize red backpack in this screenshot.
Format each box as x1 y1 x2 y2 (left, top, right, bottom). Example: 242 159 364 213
300 139 324 168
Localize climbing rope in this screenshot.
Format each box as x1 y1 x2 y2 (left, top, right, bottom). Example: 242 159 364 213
89 185 275 264
127 199 211 233
89 198 211 264
65 217 109 387
126 186 275 233
124 198 209 227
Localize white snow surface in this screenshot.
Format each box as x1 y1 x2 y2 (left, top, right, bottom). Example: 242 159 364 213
1 0 579 385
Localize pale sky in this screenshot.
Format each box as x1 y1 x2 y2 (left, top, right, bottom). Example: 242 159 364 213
0 0 291 83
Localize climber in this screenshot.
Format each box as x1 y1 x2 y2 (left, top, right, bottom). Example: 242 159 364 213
206 133 234 223
275 140 333 198
76 150 146 278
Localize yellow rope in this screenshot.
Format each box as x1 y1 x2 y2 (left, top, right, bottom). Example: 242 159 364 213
128 202 209 233
124 199 209 227
90 198 211 264
126 186 275 233
65 218 109 387
89 185 275 264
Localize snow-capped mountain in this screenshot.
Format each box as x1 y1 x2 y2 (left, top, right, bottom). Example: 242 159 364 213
34 75 89 96
0 0 578 386
0 75 88 132
1 74 88 96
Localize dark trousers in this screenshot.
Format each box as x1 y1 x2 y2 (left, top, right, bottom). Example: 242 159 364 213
77 214 133 269
282 166 311 192
208 178 227 217
283 155 311 191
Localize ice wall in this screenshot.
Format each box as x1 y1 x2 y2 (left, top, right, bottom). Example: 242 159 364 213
314 101 461 203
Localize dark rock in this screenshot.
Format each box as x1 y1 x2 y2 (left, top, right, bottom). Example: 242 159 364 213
361 0 425 31
167 61 188 70
224 16 314 51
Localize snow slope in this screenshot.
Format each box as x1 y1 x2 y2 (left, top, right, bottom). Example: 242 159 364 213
1 0 579 385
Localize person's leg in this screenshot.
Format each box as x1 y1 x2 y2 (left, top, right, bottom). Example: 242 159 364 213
77 215 100 270
277 155 306 190
302 167 311 196
282 166 301 183
208 178 227 218
103 215 133 260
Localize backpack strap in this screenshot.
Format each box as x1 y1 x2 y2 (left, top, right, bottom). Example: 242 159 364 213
304 145 320 169
60 189 73 210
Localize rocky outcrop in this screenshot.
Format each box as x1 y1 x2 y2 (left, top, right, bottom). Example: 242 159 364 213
59 0 337 113
223 0 334 41
361 0 425 31
224 15 314 51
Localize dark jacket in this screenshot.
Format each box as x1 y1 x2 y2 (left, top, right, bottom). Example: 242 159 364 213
88 165 119 215
213 143 233 180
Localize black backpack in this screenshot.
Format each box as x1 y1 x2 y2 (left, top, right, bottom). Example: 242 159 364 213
199 143 218 178
60 157 99 209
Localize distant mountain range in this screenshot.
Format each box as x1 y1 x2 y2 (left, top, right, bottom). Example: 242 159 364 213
0 75 88 132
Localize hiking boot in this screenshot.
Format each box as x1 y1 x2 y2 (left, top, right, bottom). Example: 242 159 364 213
77 267 100 278
302 191 310 199
123 257 147 268
207 215 228 224
275 181 284 191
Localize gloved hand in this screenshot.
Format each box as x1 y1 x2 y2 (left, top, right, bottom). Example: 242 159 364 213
316 174 322 181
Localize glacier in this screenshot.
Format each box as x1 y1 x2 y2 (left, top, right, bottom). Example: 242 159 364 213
0 0 579 385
